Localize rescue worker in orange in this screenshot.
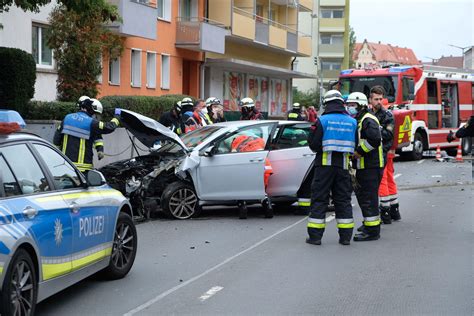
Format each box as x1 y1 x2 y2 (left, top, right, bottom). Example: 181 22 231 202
369 85 401 224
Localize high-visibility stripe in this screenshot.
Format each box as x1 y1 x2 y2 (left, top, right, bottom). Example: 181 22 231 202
99 122 104 129
35 190 121 202
62 134 68 154
42 247 112 280
78 138 86 164
336 218 354 224
322 140 356 147
94 141 104 148
360 157 365 169
308 222 326 229
364 216 381 226
379 146 384 167
0 266 3 275
337 223 355 229
322 151 332 165
111 118 120 126
298 198 311 207
360 139 374 152
308 218 325 224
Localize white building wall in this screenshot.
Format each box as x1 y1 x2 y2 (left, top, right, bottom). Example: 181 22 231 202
464 48 473 70
0 2 58 101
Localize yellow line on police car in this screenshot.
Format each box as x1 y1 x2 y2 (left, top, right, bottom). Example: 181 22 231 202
35 190 122 203
0 266 3 275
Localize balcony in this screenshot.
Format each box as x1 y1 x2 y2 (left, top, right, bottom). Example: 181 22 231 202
298 35 311 56
232 8 256 40
319 18 346 32
322 69 341 80
176 17 229 54
320 0 345 6
298 0 313 11
319 44 345 58
107 0 157 40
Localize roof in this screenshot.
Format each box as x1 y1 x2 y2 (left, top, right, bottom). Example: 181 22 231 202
429 56 464 68
354 40 419 65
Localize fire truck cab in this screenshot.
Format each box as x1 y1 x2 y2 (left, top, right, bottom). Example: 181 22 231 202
338 65 474 160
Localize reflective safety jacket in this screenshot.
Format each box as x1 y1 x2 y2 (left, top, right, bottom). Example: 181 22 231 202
287 110 304 121
53 111 119 172
308 101 357 169
159 111 184 135
353 111 384 170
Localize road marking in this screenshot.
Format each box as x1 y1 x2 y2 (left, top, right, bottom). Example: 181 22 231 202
124 217 309 316
394 173 402 179
431 175 442 178
417 159 425 164
199 286 224 302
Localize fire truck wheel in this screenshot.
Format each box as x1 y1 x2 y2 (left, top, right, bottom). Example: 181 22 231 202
461 137 472 155
408 132 424 160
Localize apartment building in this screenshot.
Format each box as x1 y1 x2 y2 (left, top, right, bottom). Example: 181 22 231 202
190 0 316 117
317 0 350 89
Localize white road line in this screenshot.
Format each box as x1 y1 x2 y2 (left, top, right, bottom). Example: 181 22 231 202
124 217 309 316
417 159 425 164
394 173 402 179
199 286 224 302
431 175 442 178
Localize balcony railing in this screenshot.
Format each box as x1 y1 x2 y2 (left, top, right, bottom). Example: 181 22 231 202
176 17 228 54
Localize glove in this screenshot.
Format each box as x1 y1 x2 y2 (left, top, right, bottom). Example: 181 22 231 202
349 165 360 191
97 151 105 160
114 108 121 116
446 130 455 143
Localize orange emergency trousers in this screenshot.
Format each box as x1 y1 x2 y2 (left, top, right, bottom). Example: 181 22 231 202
231 135 273 188
378 150 398 208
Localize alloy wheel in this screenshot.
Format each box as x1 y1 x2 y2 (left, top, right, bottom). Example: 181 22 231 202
168 188 198 219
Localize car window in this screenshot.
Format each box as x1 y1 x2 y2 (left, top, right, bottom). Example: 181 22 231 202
216 124 273 154
158 126 222 153
274 125 310 150
0 144 50 194
34 144 82 190
0 155 22 197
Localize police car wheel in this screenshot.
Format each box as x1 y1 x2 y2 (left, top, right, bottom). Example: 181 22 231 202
161 181 201 220
1 249 37 316
102 212 137 280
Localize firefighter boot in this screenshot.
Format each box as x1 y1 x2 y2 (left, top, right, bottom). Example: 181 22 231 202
262 197 274 218
390 204 401 221
353 232 380 242
306 227 324 245
238 201 248 219
380 206 392 224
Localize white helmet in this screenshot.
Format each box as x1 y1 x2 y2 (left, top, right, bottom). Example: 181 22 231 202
78 95 90 103
293 102 301 109
90 98 103 114
323 90 344 104
205 97 221 106
346 92 368 106
240 97 255 108
181 97 194 107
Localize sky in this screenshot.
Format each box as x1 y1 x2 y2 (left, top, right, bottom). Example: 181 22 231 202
350 0 474 62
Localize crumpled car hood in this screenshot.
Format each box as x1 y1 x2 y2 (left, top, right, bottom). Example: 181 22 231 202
118 109 188 152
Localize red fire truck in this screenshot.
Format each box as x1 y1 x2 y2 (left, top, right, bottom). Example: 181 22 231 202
338 65 474 160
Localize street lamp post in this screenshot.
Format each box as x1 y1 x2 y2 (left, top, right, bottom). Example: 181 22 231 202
448 44 470 68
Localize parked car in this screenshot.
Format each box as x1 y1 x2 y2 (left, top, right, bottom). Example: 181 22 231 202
100 109 315 220
0 111 137 316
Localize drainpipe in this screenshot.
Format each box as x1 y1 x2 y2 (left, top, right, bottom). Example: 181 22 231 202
200 62 205 99
291 56 297 71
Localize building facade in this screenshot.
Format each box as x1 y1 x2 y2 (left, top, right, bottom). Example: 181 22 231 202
317 0 350 89
463 47 473 69
353 39 419 69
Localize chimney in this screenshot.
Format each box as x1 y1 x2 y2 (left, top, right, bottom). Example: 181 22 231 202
378 41 381 44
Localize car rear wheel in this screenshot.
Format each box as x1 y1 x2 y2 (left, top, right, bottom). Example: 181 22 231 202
102 212 137 280
1 249 37 316
161 181 201 220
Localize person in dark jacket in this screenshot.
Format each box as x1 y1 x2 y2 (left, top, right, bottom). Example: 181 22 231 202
240 97 263 120
347 92 384 242
159 101 184 135
53 96 119 173
447 115 474 142
206 97 227 123
306 90 357 246
287 103 304 121
370 85 399 224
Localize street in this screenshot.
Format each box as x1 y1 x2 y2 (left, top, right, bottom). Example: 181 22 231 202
36 158 473 315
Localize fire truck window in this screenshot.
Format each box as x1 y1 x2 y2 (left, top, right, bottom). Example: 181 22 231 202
402 77 414 101
339 76 397 100
427 80 438 104
428 111 439 129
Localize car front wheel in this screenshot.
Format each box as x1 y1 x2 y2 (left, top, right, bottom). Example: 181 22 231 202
1 248 37 316
102 212 137 280
161 181 201 220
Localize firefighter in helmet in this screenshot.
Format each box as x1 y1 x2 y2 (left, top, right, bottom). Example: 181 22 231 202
346 91 384 242
159 101 185 135
53 96 119 173
287 102 304 121
240 97 263 120
306 90 357 245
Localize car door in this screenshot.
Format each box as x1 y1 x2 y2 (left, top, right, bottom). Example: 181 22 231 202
31 143 109 271
266 123 315 197
0 143 73 280
196 123 276 200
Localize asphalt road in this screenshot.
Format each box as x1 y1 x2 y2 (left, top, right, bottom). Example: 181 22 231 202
36 159 473 315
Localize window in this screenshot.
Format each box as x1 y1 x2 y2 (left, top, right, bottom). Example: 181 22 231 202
161 54 170 89
1 144 50 194
427 79 438 104
131 49 142 87
402 77 414 101
321 9 332 18
273 125 310 150
180 0 191 18
32 25 53 67
332 35 343 44
109 56 120 85
321 61 341 70
215 124 273 154
0 155 22 197
157 0 171 21
320 35 331 44
320 34 343 45
333 10 344 18
146 52 157 88
320 9 344 18
33 144 81 190
97 56 103 84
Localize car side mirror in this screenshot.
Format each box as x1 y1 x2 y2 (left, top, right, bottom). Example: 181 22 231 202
87 170 107 187
201 145 216 157
408 93 415 101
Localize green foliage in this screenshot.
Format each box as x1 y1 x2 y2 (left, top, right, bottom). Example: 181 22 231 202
349 26 357 69
48 3 123 101
0 47 36 113
293 89 320 110
0 0 50 12
24 95 194 121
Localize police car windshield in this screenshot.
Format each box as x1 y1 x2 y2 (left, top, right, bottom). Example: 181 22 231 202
340 76 398 100
158 126 222 153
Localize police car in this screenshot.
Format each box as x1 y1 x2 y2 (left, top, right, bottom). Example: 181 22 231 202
0 111 137 315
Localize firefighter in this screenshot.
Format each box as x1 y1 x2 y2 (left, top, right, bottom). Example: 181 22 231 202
287 103 304 121
180 97 195 123
185 100 212 132
347 92 384 242
306 90 357 246
206 97 227 123
159 101 184 135
240 97 263 120
53 96 119 173
370 85 400 223
447 115 474 142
